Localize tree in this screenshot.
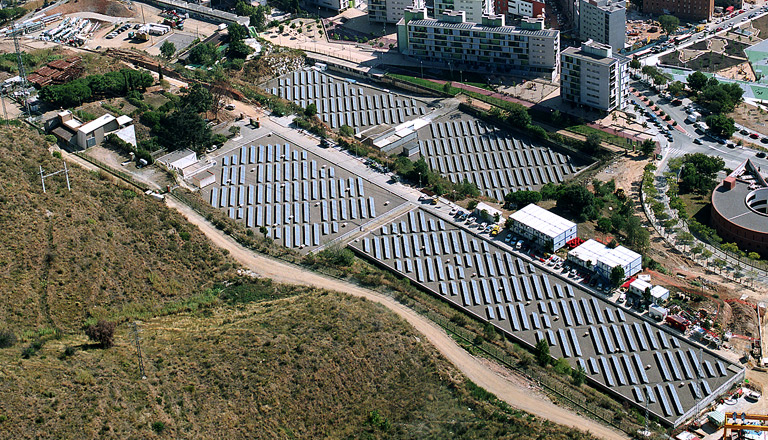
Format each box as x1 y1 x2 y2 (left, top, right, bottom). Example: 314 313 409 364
630 58 641 70
686 71 708 92
643 287 652 303
749 252 761 261
535 339 550 366
667 81 685 96
678 153 725 194
181 84 213 114
85 320 117 348
556 184 596 221
640 139 656 156
305 102 318 117
658 14 680 35
584 132 602 153
160 109 213 152
572 365 586 386
596 217 613 232
160 40 176 59
504 190 541 207
0 328 16 348
624 215 650 252
702 248 713 264
705 114 736 138
228 39 253 59
339 124 354 137
610 266 626 287
228 23 249 42
506 103 532 128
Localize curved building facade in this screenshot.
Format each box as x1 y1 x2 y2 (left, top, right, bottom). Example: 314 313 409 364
710 160 768 254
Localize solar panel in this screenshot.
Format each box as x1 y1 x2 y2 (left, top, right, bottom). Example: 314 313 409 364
610 356 627 385
703 360 715 378
622 325 638 352
517 304 530 330
605 308 615 323
510 277 522 302
541 314 551 328
581 298 595 325
470 280 482 306
622 355 638 385
557 329 571 357
590 327 604 355
460 281 471 306
486 307 496 320
689 381 702 400
665 351 682 381
490 278 502 303
548 301 559 316
568 328 582 357
658 330 670 349
497 305 506 320
588 357 599 375
633 353 649 384
531 313 541 330
600 326 615 353
616 308 626 322
560 301 574 327
611 325 626 353
654 352 672 382
555 284 565 299
633 387 645 403
599 357 616 387
644 323 659 350
591 298 604 324
701 380 712 395
501 278 513 302
541 275 553 299
531 276 543 300
667 384 684 415
676 351 694 380
521 277 533 301
633 323 649 351
509 304 520 331
480 279 492 304
570 300 584 326
415 259 425 283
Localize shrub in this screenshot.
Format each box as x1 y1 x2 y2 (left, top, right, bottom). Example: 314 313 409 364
152 421 165 433
0 329 16 348
85 320 117 348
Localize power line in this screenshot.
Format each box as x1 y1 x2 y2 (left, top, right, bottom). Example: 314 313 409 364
39 161 71 193
132 322 147 380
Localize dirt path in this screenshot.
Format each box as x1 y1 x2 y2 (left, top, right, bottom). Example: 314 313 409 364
165 196 627 440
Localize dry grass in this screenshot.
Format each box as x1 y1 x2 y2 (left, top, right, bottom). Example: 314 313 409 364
0 285 597 440
0 126 235 333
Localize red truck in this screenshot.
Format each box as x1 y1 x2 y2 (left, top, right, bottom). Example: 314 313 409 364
665 315 690 332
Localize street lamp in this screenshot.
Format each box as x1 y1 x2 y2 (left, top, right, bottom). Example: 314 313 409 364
420 60 423 79
418 171 422 187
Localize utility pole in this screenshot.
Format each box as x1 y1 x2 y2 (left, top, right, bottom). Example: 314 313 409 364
39 161 71 193
13 33 31 119
131 322 147 380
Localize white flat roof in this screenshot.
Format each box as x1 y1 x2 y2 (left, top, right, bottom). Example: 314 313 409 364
651 285 669 298
511 204 576 238
630 279 652 291
475 202 502 218
116 115 133 126
598 245 641 268
77 114 115 134
569 239 606 264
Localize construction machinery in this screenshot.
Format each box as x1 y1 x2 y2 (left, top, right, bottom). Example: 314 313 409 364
722 412 768 439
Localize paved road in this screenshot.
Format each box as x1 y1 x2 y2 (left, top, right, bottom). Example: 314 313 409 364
165 195 628 440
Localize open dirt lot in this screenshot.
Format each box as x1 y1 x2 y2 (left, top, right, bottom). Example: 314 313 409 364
732 101 768 136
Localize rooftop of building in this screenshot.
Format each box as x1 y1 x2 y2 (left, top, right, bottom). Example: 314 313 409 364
405 18 559 37
711 159 768 234
597 244 641 268
561 40 629 66
511 204 576 237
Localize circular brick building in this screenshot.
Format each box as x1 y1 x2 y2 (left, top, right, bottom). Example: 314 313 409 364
711 160 768 254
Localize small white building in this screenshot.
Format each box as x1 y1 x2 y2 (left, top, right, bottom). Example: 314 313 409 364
510 204 577 252
596 245 641 281
157 149 198 177
650 285 670 303
628 278 652 296
475 202 502 223
567 238 605 269
191 170 216 189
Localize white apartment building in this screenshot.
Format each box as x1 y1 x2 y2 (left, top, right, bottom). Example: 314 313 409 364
434 0 492 24
578 0 625 52
560 39 629 111
397 9 560 80
369 0 425 24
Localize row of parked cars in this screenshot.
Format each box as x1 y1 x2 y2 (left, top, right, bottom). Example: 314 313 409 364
105 22 133 39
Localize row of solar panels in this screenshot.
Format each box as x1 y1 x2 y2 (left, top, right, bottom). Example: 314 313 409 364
318 107 425 129
311 94 419 114
431 160 569 189
221 144 303 167
209 176 367 206
218 163 362 192
420 137 570 168
429 118 505 140
213 190 377 223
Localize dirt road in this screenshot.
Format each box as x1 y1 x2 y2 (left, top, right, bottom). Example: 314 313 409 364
165 196 627 440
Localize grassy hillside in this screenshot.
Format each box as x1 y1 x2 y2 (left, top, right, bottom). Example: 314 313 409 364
0 282 597 439
0 126 235 333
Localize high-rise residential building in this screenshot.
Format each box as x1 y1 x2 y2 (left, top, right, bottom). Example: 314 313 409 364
643 0 713 21
504 0 545 17
560 39 629 111
309 0 362 12
433 0 492 23
397 9 560 80
370 0 425 24
578 0 625 52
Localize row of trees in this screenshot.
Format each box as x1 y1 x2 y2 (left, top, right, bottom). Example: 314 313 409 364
234 1 271 30
391 156 481 199
38 69 153 108
686 71 744 115
670 153 725 195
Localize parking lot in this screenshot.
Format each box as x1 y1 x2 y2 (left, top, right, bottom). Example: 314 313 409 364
416 112 588 201
262 69 430 134
349 207 743 426
201 133 406 252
